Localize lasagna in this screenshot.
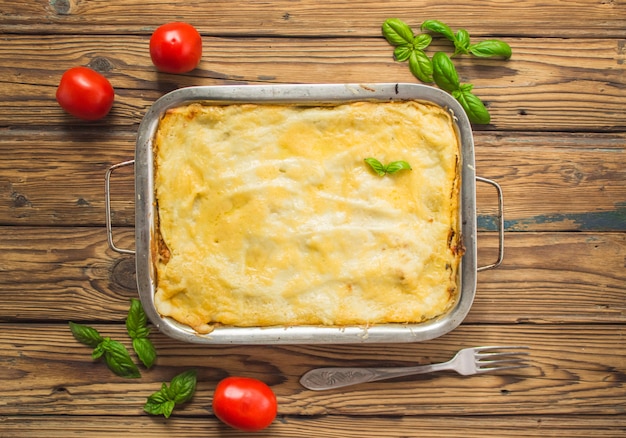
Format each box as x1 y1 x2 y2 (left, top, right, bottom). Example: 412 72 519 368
153 100 462 334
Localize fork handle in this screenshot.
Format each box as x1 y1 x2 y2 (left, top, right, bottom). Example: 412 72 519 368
300 362 452 391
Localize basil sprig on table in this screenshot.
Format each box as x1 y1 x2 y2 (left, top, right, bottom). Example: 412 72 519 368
126 298 157 368
69 321 141 378
144 370 198 418
421 20 512 58
69 300 197 418
382 18 512 124
432 52 491 124
364 158 412 176
382 18 433 82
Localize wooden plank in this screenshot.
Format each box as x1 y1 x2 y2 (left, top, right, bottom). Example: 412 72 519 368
2 0 625 38
474 232 626 323
1 415 625 437
0 228 624 324
474 133 626 232
1 130 624 230
0 36 624 131
0 130 136 226
0 323 623 416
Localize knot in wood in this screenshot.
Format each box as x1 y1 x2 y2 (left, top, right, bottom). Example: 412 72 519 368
111 257 137 291
12 192 31 208
50 0 72 15
88 57 114 74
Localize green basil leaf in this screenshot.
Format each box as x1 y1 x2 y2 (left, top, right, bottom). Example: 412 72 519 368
143 399 165 416
146 387 169 406
161 400 176 419
459 83 474 93
144 371 197 418
92 342 106 360
393 44 413 62
382 18 415 46
133 337 157 369
126 298 150 339
432 52 460 93
364 158 386 176
454 29 471 55
420 19 455 42
158 382 170 398
101 338 141 378
69 321 104 348
144 390 174 417
169 369 197 404
412 33 432 51
453 89 491 124
469 40 512 59
385 161 412 174
408 50 433 83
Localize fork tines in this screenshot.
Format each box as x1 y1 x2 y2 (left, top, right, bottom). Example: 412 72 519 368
475 346 531 372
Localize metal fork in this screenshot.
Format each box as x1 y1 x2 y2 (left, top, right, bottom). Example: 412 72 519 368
300 346 530 391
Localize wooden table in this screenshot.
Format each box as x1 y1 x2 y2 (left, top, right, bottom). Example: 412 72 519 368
1 1 625 436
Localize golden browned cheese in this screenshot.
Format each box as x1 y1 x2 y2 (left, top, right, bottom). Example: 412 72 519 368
153 101 462 333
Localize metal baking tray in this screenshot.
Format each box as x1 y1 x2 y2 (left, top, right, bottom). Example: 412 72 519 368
105 83 503 344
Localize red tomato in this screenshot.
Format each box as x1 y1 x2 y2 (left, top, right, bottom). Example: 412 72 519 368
149 22 202 74
56 67 114 121
212 377 277 432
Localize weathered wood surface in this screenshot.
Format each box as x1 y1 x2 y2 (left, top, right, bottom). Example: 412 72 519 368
0 36 624 131
1 0 625 436
3 0 625 38
2 415 625 438
2 131 625 228
1 323 624 416
1 229 624 324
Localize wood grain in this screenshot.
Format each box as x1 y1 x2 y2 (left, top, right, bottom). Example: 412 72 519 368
0 36 624 130
2 0 625 38
2 0 625 435
0 415 625 438
1 130 624 229
0 323 623 416
0 228 623 324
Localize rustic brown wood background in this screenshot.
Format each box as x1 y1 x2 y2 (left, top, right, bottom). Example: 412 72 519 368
1 0 625 436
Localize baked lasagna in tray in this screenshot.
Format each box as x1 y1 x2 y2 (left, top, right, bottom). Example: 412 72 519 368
152 100 463 334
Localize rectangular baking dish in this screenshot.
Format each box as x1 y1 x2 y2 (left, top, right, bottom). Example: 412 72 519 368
106 83 503 344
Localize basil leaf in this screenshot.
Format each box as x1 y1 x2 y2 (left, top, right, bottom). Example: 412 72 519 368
101 338 141 378
144 390 174 417
144 370 197 418
453 89 491 124
454 29 471 55
382 18 415 46
364 158 386 176
469 40 512 59
385 161 412 174
393 44 413 62
412 33 432 51
169 369 197 404
408 50 433 83
432 52 460 93
126 298 150 339
160 400 176 419
126 298 157 368
365 158 412 176
420 19 455 42
459 82 474 93
133 337 157 369
92 341 106 360
69 321 104 348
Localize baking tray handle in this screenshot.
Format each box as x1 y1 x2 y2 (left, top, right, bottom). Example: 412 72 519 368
105 160 136 255
476 176 504 271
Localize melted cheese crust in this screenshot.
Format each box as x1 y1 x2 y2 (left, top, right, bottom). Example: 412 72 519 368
153 101 462 333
